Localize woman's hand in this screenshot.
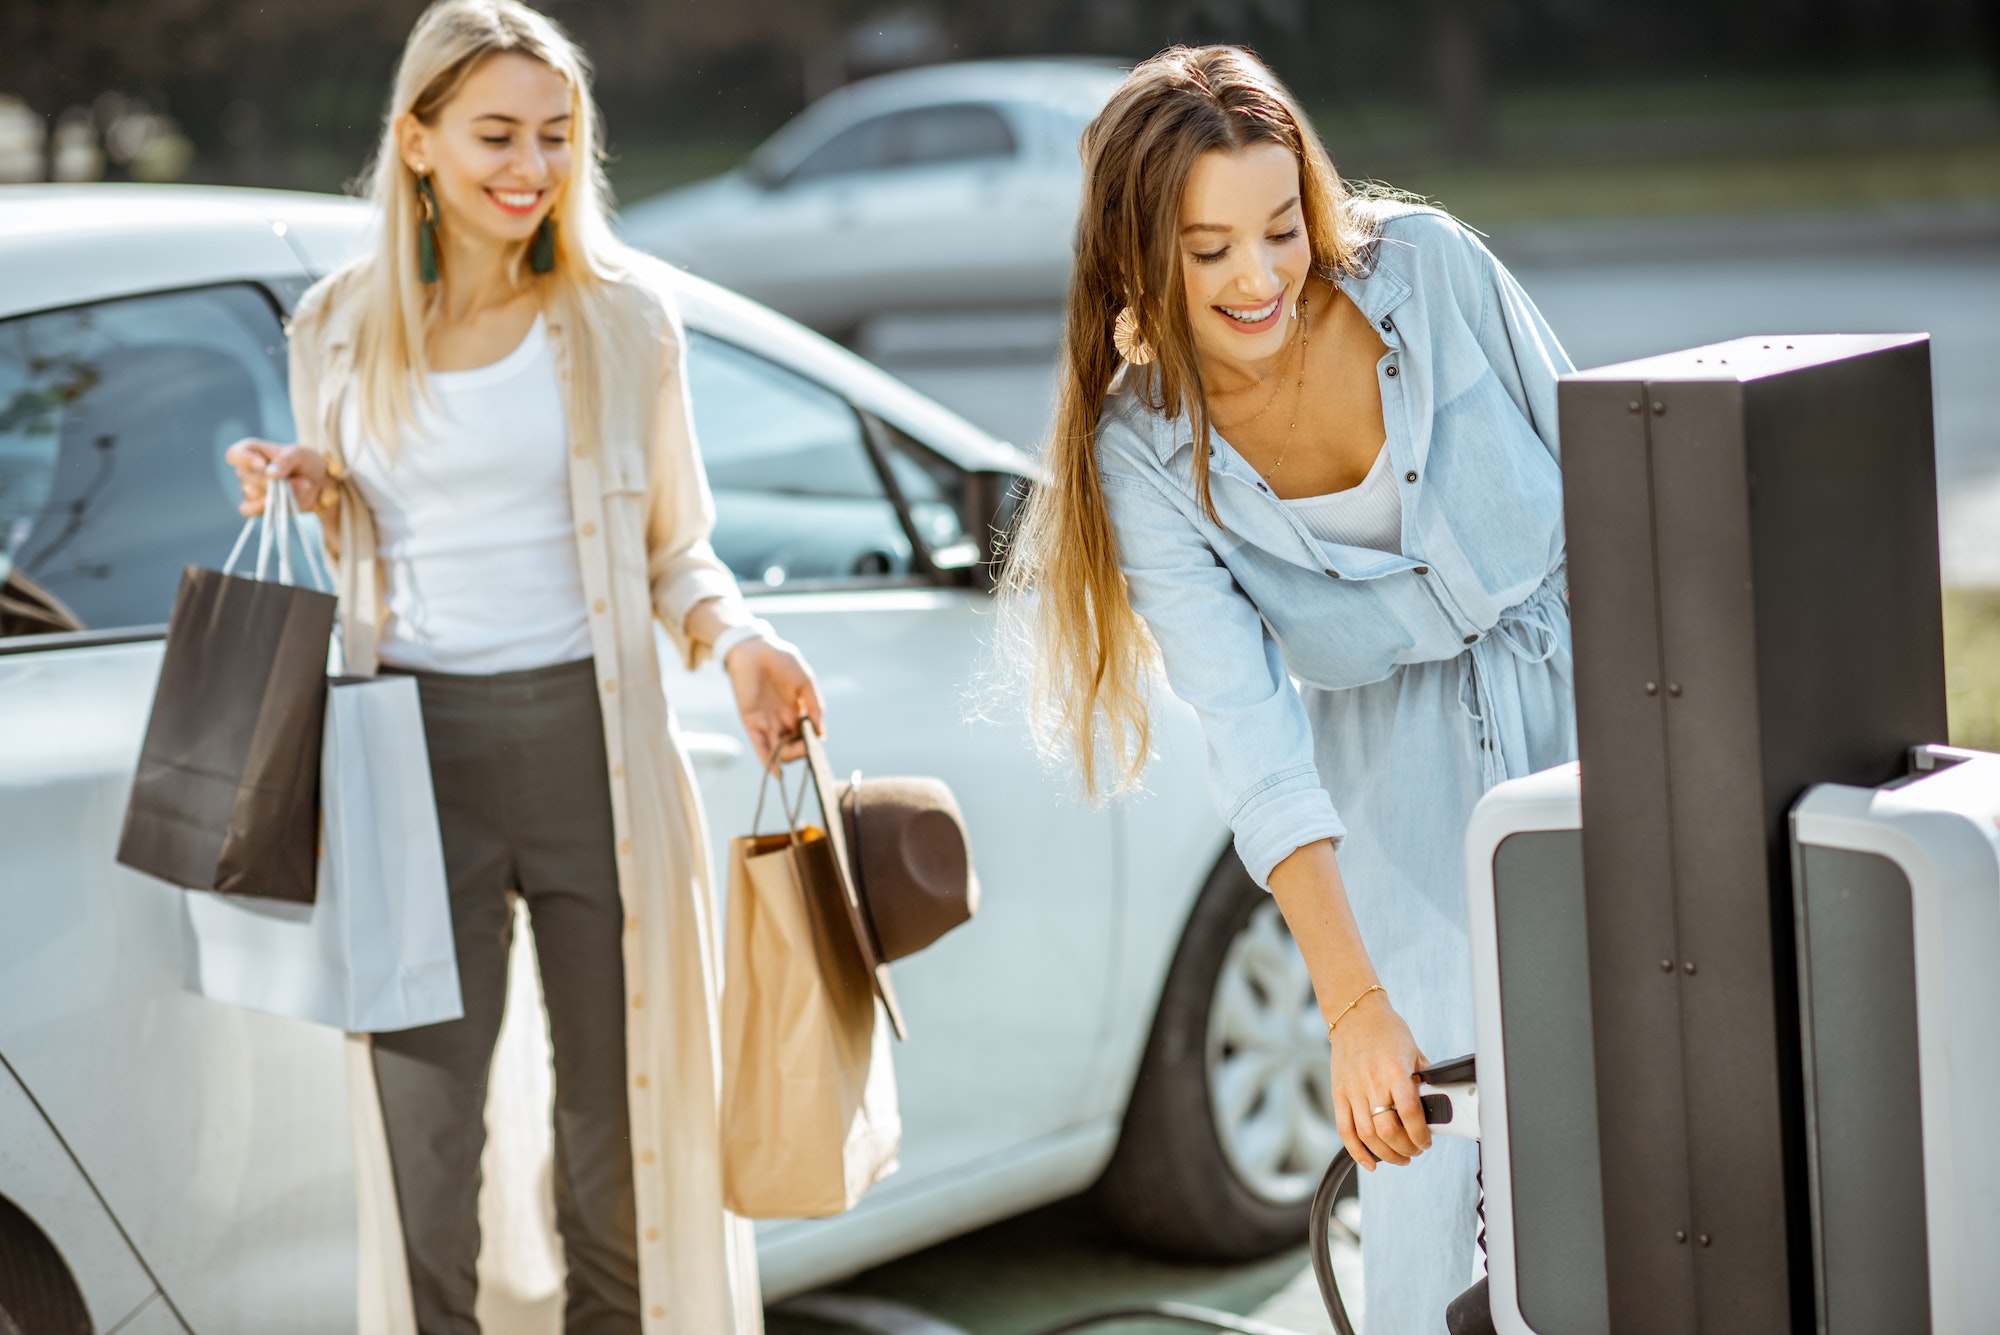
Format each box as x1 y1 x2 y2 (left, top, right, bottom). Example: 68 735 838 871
726 636 826 767
1327 989 1432 1171
1267 838 1432 1172
224 439 332 517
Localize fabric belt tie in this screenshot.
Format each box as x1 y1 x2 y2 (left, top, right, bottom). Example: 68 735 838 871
1457 576 1566 789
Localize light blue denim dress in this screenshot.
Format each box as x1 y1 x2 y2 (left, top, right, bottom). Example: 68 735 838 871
1098 202 1577 1333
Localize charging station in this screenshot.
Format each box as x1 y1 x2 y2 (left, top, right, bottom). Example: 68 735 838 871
1454 332 1999 1335
1465 745 2000 1335
1562 331 1946 1335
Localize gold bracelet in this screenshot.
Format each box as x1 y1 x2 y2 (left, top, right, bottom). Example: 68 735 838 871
1326 983 1385 1037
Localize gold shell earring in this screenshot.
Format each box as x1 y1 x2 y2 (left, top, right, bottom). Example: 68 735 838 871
1112 306 1155 366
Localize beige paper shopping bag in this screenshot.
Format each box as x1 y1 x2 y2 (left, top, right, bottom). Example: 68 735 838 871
720 818 900 1218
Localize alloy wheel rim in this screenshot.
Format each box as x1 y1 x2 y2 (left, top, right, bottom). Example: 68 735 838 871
1204 898 1340 1205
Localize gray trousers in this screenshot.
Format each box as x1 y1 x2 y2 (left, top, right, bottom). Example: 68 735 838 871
372 657 641 1335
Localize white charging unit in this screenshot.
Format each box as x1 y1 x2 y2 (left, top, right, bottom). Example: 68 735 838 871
1789 745 2000 1335
1463 750 2000 1335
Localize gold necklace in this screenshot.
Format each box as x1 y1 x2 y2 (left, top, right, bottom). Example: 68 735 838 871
1216 299 1312 429
1259 291 1311 483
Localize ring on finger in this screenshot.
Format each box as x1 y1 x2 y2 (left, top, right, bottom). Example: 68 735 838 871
1371 1103 1396 1117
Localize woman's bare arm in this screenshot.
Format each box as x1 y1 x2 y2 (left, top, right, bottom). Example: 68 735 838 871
1268 838 1432 1169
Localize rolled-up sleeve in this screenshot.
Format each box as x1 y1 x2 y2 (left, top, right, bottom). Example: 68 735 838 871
645 290 751 668
1098 431 1344 887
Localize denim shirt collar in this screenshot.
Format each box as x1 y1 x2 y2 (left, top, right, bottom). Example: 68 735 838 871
1115 241 1421 581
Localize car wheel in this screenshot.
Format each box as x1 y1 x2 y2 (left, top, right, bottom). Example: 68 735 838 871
0 1196 90 1335
1098 852 1342 1259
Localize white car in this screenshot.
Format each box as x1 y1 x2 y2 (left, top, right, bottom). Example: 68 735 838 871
617 60 1124 337
0 184 1332 1333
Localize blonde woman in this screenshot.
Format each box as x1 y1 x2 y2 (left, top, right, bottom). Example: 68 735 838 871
1003 48 1574 1332
224 2 811 1330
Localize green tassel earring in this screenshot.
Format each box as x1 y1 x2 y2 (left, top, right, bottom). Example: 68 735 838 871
530 216 556 274
416 173 440 284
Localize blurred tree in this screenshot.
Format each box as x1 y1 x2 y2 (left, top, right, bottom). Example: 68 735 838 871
1 0 431 185
1981 0 2000 88
1428 0 1490 155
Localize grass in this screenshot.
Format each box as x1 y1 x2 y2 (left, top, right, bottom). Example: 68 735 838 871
1454 66 1994 126
1375 137 2000 230
1309 65 1998 143
1945 589 2000 751
1315 67 2000 228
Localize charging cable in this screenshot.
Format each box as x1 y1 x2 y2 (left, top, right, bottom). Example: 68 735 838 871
1021 1061 1481 1335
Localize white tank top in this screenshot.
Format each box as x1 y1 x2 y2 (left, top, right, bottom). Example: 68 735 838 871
1282 443 1402 552
344 315 593 675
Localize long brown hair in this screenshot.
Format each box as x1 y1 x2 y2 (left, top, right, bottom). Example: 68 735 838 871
998 45 1373 797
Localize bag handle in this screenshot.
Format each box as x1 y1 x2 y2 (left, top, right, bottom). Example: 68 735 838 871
223 472 347 677
270 471 295 585
291 489 335 595
223 470 334 594
749 743 813 843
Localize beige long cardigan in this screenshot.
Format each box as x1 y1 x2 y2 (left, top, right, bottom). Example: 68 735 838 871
287 258 764 1335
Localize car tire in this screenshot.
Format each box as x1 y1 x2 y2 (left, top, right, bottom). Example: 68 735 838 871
0 1196 90 1335
1097 851 1342 1260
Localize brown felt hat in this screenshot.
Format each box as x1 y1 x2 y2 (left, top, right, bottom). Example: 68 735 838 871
801 722 978 1042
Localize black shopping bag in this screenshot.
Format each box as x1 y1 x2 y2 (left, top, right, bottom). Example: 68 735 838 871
116 562 336 902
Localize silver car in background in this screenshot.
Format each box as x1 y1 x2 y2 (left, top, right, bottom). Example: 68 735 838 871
617 60 1124 337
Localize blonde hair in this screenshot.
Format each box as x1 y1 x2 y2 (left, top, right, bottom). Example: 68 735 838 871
998 45 1375 798
348 0 626 453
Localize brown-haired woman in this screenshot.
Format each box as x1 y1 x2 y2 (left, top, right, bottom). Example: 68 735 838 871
225 1 806 1330
1004 46 1576 1329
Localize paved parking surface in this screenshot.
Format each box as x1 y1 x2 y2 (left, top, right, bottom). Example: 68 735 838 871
764 1189 1363 1335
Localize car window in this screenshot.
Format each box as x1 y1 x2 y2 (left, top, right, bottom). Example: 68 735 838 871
784 113 899 182
876 421 977 568
785 103 1017 184
0 284 292 636
895 103 1016 168
684 332 915 587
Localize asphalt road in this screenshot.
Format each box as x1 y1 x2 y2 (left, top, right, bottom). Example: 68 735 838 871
876 215 2000 583
764 1189 1363 1335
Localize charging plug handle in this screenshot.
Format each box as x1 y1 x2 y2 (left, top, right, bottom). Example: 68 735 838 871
1416 1054 1480 1141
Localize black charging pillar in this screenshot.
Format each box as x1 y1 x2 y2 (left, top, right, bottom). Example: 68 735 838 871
1558 335 1947 1335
